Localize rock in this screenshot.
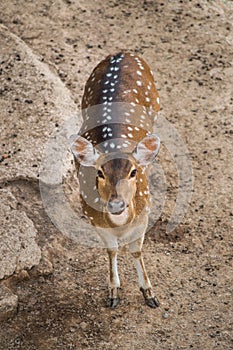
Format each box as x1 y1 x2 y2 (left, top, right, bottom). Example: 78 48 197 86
0 24 79 183
0 189 41 280
31 256 53 277
0 285 18 321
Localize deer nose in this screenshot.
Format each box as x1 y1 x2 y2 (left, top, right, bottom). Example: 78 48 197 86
107 199 126 215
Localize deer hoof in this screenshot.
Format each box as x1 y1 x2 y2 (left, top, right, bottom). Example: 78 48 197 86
140 287 160 308
106 297 119 309
145 296 160 308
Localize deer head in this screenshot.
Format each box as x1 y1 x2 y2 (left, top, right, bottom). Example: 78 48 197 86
70 134 160 223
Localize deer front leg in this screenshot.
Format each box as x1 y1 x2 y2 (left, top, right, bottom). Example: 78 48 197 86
96 228 120 308
106 248 120 308
129 237 160 308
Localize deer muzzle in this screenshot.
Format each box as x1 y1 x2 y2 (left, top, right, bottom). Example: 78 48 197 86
107 198 126 215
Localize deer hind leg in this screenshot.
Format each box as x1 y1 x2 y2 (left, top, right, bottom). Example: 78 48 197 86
129 237 160 308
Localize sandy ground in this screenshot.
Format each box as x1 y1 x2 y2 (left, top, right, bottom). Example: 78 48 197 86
0 0 232 349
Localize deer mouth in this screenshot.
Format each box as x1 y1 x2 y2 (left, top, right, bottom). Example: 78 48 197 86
110 208 125 216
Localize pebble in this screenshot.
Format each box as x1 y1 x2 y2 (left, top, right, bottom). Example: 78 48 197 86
80 321 88 330
162 312 169 319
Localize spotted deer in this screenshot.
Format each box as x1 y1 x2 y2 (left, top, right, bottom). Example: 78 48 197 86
70 52 160 308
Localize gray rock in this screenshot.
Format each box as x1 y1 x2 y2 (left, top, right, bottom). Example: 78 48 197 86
0 24 79 183
0 189 41 279
0 285 18 321
0 24 82 275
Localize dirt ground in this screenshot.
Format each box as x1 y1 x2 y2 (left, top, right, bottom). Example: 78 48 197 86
0 0 232 349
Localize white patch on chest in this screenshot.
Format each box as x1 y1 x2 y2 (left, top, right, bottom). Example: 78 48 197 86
108 208 129 226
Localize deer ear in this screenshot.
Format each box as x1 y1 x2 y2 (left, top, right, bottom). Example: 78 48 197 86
69 135 99 166
133 134 160 165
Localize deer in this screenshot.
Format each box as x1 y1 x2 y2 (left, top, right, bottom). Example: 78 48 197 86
70 52 161 308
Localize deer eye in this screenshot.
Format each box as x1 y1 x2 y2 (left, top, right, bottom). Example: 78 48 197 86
130 169 137 178
97 170 105 179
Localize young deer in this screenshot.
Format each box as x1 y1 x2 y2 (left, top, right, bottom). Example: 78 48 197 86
70 52 160 308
